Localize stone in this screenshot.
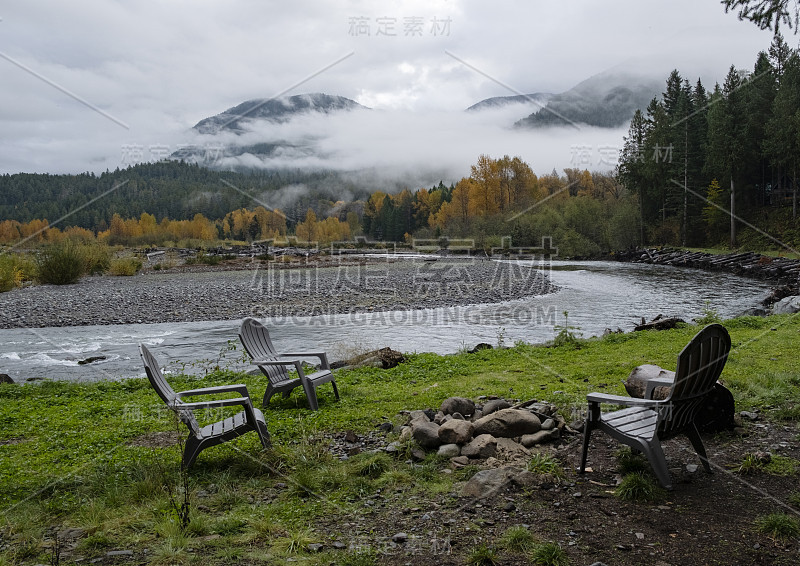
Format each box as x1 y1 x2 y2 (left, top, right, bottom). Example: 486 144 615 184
482 399 511 415
332 541 347 549
740 410 759 421
460 466 519 498
0 374 14 384
540 418 556 430
495 437 531 460
106 550 134 557
468 343 493 353
384 442 401 454
520 429 560 447
451 412 465 420
398 426 413 442
773 295 800 314
408 410 430 425
462 434 497 459
438 443 461 458
412 421 441 449
410 447 427 461
78 355 107 365
503 502 516 511
451 455 470 467
440 397 475 417
378 422 394 433
473 408 541 438
510 469 540 489
307 543 324 553
391 532 408 543
438 419 474 445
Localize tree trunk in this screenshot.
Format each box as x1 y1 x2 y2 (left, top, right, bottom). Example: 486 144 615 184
730 178 736 249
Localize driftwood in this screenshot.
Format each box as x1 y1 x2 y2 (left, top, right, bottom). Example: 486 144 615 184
634 315 685 332
623 364 736 433
330 347 405 370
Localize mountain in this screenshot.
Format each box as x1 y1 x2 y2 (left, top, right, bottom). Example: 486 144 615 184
466 93 552 112
515 72 662 129
193 93 369 135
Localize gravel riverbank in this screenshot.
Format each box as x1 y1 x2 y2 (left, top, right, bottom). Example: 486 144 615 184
0 257 555 329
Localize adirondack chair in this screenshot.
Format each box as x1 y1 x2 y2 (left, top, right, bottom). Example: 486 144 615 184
238 317 339 411
579 323 731 489
139 344 270 468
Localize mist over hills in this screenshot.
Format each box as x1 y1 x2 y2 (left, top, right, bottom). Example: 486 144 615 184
465 93 553 112
515 71 663 129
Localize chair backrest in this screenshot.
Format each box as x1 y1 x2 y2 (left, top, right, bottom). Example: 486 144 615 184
139 344 200 436
238 317 290 385
660 323 731 435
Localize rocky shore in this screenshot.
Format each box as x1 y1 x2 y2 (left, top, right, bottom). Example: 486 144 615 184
0 257 555 329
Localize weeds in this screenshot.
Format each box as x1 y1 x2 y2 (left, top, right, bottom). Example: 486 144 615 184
552 311 582 349
616 448 649 474
527 453 565 478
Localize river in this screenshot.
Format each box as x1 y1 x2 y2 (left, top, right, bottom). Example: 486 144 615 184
0 260 773 383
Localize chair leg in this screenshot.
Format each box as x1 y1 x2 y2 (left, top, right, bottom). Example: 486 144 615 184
579 421 593 473
331 380 340 401
182 435 203 470
641 439 672 490
256 422 271 449
263 384 276 407
301 379 319 411
685 424 712 474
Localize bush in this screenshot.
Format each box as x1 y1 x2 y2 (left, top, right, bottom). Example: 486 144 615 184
109 257 143 276
80 244 111 275
35 240 85 285
615 471 666 503
0 253 34 292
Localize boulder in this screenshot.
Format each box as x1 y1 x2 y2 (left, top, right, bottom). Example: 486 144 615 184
412 421 441 449
437 443 461 458
408 410 430 425
0 374 14 384
623 364 675 399
460 466 519 498
481 399 511 416
438 419 474 445
461 434 497 459
473 408 541 438
773 295 800 314
440 397 475 417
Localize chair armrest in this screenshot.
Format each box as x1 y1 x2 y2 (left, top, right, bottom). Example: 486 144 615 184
279 352 330 370
177 384 250 399
250 359 305 377
174 397 251 410
644 377 674 400
586 392 661 408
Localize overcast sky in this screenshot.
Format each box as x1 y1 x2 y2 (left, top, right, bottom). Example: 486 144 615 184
0 0 780 180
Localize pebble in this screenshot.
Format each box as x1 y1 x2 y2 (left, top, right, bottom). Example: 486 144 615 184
0 258 556 329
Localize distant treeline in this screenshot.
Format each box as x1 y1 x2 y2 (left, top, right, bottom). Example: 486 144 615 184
617 33 800 249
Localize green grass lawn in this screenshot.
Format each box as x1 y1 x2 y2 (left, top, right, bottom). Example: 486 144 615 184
1 313 798 564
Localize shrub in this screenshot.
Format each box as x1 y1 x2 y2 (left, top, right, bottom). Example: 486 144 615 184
80 244 111 275
528 453 565 478
0 254 25 292
109 257 143 276
35 240 85 284
500 525 536 553
466 542 498 565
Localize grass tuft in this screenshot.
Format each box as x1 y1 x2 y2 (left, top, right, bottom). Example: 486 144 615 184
615 472 666 503
466 542 499 565
528 453 565 478
500 525 537 553
531 541 570 566
755 513 800 540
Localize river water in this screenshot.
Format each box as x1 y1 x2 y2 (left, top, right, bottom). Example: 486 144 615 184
0 260 773 383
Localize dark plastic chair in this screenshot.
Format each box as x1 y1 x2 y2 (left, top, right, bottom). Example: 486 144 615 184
139 344 270 468
238 317 339 411
579 324 731 489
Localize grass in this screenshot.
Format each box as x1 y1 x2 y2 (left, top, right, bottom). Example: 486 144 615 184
34 240 86 284
754 513 800 540
615 472 667 503
466 542 499 565
500 525 537 553
0 315 798 563
531 542 570 566
527 453 565 478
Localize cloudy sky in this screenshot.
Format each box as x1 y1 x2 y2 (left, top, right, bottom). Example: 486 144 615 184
0 0 779 180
